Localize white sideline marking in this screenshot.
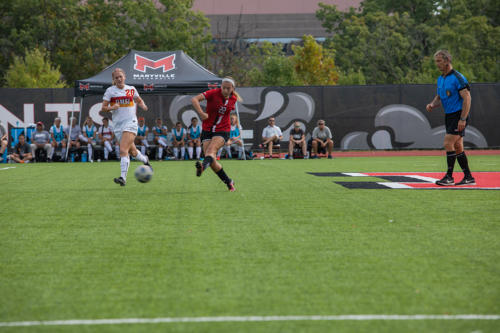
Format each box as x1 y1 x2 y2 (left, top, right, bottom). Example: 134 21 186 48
379 182 412 189
0 167 15 171
0 315 499 327
406 175 439 182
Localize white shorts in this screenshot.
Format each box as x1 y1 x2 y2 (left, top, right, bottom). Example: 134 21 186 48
114 120 138 143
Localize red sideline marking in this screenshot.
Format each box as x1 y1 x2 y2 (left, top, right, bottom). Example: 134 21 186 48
254 150 500 158
366 172 500 189
334 150 500 157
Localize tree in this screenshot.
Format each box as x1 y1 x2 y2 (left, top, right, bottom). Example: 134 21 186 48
0 0 211 86
5 48 66 88
316 0 499 84
247 42 300 86
292 35 338 85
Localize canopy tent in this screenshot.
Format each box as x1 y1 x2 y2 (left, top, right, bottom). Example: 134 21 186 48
72 50 247 159
75 50 221 96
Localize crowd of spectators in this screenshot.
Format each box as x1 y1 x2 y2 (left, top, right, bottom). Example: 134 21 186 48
0 116 335 163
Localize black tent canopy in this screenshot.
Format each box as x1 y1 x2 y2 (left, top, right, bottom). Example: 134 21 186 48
75 50 221 96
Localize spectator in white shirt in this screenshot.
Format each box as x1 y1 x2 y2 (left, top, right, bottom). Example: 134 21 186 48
261 117 282 159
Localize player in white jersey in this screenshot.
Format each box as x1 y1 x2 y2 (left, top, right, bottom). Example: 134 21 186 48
79 116 97 162
98 117 116 160
101 68 151 186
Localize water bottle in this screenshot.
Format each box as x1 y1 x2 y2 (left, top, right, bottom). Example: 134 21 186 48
81 151 87 162
70 153 75 162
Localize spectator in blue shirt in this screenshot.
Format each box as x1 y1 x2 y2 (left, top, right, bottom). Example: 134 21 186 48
426 50 474 186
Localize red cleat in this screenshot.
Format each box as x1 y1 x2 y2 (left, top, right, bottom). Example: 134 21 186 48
227 180 235 192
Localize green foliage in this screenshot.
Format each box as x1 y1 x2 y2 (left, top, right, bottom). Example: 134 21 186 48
5 48 66 88
292 35 339 85
247 42 300 86
0 0 211 86
316 0 500 84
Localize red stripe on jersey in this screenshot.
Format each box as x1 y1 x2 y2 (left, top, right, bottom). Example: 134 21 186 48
110 96 134 107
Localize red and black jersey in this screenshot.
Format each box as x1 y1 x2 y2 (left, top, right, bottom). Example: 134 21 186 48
202 88 237 132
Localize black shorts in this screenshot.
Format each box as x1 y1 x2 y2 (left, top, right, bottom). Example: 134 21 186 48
445 111 468 137
201 130 229 143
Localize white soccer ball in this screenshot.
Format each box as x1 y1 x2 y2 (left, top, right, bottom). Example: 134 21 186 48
134 165 153 183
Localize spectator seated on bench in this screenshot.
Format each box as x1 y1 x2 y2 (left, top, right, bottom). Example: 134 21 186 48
260 117 283 159
79 116 98 162
49 117 67 161
311 119 334 159
288 121 308 159
135 117 150 156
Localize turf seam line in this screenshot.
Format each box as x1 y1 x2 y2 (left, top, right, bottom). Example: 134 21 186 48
1 315 499 326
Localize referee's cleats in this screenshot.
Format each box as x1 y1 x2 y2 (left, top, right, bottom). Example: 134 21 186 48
227 179 235 192
435 175 454 186
114 177 126 186
195 161 204 177
456 175 476 186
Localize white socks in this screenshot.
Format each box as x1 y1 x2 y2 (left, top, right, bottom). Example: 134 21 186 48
158 147 163 159
225 146 232 158
181 147 185 159
188 147 193 159
120 156 130 180
134 151 148 164
196 147 201 159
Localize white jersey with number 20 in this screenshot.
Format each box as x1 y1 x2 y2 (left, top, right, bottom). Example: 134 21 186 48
103 84 139 125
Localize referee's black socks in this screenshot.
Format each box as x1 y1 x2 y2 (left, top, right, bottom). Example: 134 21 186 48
216 168 231 185
446 151 456 177
456 151 472 177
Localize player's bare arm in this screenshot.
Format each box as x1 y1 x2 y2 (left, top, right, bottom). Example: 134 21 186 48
458 89 471 131
134 95 148 111
191 94 208 120
426 95 441 112
101 100 119 113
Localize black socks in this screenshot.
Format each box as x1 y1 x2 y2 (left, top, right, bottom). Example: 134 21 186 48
216 168 231 185
446 151 456 177
456 152 471 177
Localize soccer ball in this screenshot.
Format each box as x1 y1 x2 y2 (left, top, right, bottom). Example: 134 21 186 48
134 165 153 183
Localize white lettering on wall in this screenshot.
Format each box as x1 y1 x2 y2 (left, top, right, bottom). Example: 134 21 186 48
45 103 80 126
0 104 34 128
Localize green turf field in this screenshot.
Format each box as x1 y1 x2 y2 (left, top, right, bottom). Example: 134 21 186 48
1 155 499 332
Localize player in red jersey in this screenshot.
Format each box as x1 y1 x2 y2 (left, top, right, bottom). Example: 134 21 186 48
191 77 242 191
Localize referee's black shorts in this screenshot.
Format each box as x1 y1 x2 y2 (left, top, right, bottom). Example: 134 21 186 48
201 130 230 143
445 110 468 137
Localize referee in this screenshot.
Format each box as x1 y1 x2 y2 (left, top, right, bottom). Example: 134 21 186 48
426 50 475 186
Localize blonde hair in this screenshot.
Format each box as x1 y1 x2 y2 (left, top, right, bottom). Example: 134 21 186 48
434 50 452 63
223 76 243 102
230 113 240 127
112 68 126 85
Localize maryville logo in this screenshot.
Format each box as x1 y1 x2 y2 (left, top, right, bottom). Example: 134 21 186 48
79 82 89 91
134 54 175 73
308 172 500 190
143 84 154 92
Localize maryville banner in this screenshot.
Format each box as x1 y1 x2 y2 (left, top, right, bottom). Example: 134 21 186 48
0 84 498 149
